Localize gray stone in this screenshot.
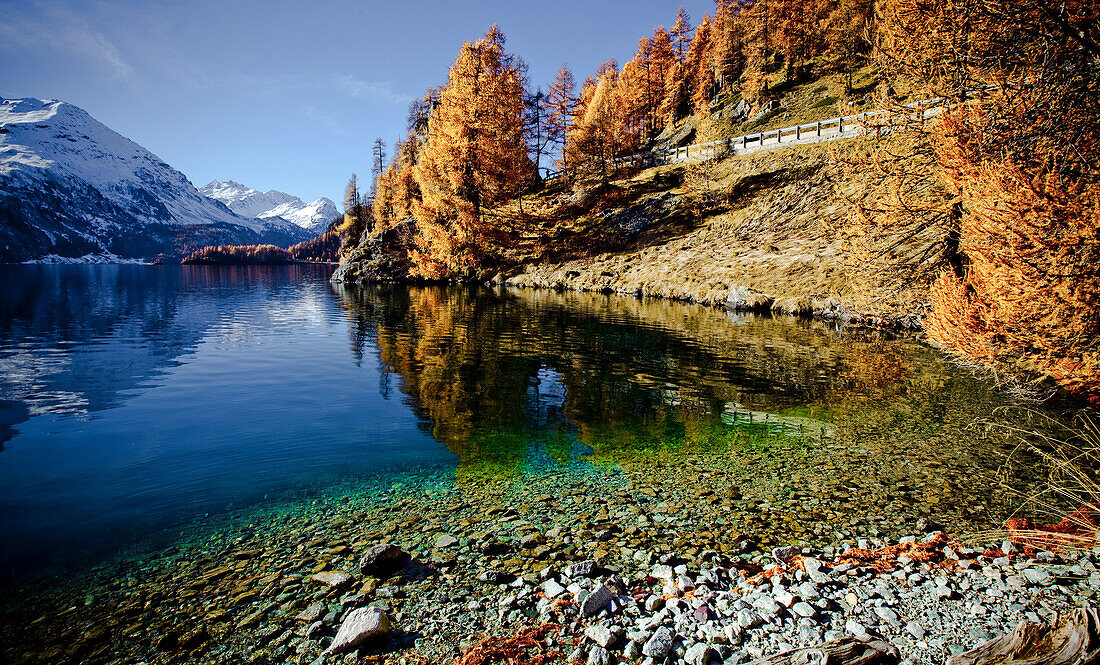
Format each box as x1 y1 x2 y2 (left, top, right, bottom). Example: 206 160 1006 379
727 286 774 312
737 609 763 629
1023 568 1052 585
685 642 717 665
645 595 665 612
651 564 675 580
434 534 459 548
311 571 352 588
643 626 675 658
624 640 643 660
874 607 899 625
846 619 872 641
586 646 610 665
478 570 512 584
305 620 325 640
296 602 326 623
906 621 927 640
753 595 781 617
802 558 831 584
791 602 816 618
542 579 566 599
566 560 597 578
585 625 616 648
326 607 391 653
580 583 614 617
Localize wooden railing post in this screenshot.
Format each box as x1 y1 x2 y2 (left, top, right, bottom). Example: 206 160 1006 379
817 121 821 137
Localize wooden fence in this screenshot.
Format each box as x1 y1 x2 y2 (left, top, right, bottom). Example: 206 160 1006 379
543 95 951 180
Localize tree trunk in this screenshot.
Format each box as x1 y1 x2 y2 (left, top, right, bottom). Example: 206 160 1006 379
746 637 898 665
947 607 1100 665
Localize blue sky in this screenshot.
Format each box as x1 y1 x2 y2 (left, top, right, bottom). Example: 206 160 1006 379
0 0 713 207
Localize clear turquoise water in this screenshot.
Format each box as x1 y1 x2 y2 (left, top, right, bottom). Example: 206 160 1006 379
0 264 1061 585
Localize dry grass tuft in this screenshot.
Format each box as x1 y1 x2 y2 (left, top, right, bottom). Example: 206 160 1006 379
454 622 565 665
979 412 1100 553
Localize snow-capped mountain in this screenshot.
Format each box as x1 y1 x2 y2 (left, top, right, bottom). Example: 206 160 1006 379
200 180 339 232
0 97 313 262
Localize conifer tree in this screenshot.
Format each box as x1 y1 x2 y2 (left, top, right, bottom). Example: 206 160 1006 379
410 25 529 278
370 138 386 201
339 173 366 255
671 7 693 63
545 64 577 173
686 13 715 112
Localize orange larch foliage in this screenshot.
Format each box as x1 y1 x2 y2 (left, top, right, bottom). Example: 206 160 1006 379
410 25 529 279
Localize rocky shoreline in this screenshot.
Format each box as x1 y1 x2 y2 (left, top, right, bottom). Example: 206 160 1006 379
2 454 1091 665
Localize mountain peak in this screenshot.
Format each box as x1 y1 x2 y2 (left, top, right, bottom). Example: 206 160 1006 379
200 180 338 232
0 97 312 261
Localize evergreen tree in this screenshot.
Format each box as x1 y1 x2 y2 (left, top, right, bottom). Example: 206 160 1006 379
370 138 386 201
339 173 367 255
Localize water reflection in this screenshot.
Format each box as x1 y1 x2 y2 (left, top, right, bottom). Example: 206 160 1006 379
0 265 452 581
333 284 1049 539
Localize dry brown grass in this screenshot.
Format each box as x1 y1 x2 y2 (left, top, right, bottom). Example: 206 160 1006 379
973 412 1100 553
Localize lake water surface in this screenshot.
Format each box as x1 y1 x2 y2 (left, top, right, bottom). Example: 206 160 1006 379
0 264 1061 585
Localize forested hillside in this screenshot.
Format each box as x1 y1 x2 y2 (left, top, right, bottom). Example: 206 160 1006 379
329 0 1099 400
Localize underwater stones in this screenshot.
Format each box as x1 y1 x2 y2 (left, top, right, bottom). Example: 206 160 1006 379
565 560 598 578
296 602 325 623
177 627 210 652
311 571 352 588
326 607 391 654
434 534 459 549
358 544 407 577
478 570 513 585
773 545 801 564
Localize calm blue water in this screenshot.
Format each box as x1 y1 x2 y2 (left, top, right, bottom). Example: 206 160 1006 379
0 264 1058 586
0 265 453 582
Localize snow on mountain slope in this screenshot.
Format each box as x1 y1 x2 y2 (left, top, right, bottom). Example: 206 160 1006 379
0 97 312 262
200 180 339 232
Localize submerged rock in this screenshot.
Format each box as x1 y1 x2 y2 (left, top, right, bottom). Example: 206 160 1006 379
311 571 352 588
359 544 407 577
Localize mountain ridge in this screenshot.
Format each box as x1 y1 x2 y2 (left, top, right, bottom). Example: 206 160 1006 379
0 97 312 262
199 180 339 232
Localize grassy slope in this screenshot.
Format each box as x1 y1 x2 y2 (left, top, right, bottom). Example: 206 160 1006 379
497 65 930 325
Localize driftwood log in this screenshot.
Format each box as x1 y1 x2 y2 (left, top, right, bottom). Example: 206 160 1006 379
947 607 1100 665
745 637 900 665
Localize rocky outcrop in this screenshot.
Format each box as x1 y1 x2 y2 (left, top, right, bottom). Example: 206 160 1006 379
652 118 697 152
330 220 415 284
726 287 774 312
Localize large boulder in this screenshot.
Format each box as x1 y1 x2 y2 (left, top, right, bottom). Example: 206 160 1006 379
652 118 697 152
359 543 408 577
326 606 392 654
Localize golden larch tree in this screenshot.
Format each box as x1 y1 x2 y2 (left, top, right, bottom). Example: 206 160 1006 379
410 25 529 279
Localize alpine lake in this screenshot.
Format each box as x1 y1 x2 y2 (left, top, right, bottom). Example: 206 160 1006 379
0 264 1075 664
